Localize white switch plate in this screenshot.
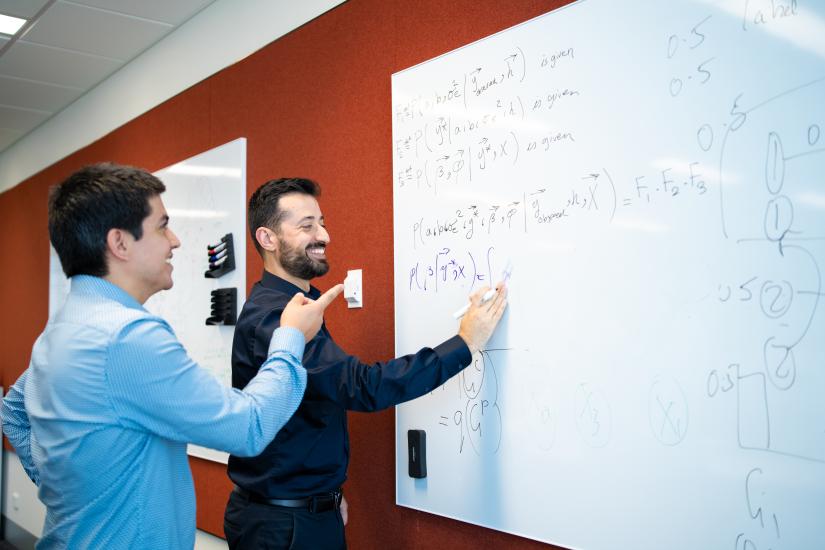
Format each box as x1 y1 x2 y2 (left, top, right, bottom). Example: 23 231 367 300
344 269 363 308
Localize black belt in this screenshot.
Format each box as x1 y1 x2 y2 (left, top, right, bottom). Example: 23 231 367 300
233 486 342 513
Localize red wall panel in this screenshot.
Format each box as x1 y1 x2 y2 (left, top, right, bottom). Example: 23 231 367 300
0 1 569 547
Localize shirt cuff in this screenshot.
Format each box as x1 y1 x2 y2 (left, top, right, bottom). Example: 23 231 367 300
434 334 473 368
267 326 305 360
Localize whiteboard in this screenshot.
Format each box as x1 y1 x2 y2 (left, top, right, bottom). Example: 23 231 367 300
146 138 247 463
392 1 825 549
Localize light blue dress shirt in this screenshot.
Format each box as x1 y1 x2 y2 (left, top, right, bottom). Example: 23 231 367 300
1 275 307 549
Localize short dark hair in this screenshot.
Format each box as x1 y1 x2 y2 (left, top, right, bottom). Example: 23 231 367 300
49 163 166 277
248 178 321 256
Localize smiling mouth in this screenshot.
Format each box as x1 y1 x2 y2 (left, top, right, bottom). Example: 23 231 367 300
306 244 327 261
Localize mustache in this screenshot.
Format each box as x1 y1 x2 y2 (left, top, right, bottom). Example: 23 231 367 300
305 242 327 250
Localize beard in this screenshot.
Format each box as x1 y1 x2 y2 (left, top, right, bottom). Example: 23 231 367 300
277 235 330 280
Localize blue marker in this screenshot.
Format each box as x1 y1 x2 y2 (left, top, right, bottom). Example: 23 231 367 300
209 256 227 269
209 249 227 262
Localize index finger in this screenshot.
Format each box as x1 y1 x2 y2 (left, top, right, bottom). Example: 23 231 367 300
315 283 344 310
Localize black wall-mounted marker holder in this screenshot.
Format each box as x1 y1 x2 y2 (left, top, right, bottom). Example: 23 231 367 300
206 287 237 326
205 233 235 278
407 429 427 478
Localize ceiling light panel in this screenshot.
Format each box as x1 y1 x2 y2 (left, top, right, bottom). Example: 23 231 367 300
0 13 26 35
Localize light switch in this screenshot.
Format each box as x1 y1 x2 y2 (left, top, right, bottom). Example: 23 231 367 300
344 269 362 308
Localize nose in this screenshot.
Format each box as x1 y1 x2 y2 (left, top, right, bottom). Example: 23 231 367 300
317 224 330 243
167 227 181 249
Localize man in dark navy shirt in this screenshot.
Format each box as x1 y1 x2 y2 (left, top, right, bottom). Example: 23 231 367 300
224 178 507 549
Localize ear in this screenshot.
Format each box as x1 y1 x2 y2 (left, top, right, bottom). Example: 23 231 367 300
255 227 279 253
106 228 132 262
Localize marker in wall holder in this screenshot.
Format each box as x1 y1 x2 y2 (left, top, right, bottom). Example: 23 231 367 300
206 287 237 326
205 233 235 278
407 429 427 478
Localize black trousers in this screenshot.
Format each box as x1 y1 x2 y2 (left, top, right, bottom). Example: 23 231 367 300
224 489 346 550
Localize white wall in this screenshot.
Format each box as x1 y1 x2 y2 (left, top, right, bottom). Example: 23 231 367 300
196 529 229 550
2 450 45 537
0 0 344 194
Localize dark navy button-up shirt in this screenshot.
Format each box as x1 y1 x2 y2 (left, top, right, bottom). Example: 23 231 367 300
228 271 472 498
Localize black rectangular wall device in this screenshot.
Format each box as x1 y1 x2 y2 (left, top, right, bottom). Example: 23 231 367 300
407 429 427 478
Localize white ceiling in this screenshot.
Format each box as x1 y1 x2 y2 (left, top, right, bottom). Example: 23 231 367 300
0 0 217 153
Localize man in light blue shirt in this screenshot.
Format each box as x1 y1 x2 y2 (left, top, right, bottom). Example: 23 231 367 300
1 163 343 549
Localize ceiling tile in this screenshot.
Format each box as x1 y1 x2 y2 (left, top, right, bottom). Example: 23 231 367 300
0 0 50 20
0 40 121 89
22 1 173 60
0 126 24 150
0 104 51 131
0 75 83 112
69 0 215 26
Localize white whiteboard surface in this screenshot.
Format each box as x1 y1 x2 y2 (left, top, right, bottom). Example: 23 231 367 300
48 245 70 320
392 1 825 549
148 138 247 464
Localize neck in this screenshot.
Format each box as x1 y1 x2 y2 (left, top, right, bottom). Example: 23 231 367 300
263 256 311 293
103 272 150 304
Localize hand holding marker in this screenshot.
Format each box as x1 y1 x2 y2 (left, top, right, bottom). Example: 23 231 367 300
453 261 513 319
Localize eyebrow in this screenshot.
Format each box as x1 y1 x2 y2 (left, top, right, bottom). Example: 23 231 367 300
296 215 324 225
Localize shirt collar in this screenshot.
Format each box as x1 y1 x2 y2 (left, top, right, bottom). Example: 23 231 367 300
260 270 321 299
71 275 146 310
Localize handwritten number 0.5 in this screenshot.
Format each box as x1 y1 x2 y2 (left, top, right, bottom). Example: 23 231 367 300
666 15 710 59
667 16 712 97
669 58 714 97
